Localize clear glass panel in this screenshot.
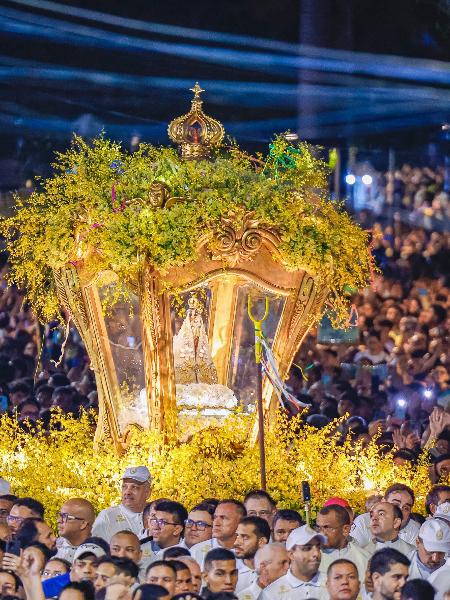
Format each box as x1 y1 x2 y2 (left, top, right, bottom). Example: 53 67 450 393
98 280 148 431
170 285 238 417
228 283 285 412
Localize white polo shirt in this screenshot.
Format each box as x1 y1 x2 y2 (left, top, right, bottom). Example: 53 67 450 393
238 580 263 600
190 537 226 567
428 557 450 600
92 504 144 542
351 513 420 547
236 559 257 593
260 569 328 600
363 537 415 559
54 537 78 563
320 540 371 581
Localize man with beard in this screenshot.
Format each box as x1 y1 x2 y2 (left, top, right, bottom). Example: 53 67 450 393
409 518 450 579
233 517 270 592
369 548 410 600
316 504 370 582
92 467 151 542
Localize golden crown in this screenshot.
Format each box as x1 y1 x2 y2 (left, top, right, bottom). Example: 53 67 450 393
168 83 225 160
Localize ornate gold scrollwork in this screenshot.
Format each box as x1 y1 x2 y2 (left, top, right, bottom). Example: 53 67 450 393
289 275 316 337
210 212 281 266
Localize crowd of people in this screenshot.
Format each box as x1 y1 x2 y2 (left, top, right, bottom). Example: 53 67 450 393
0 469 449 600
289 220 449 480
350 163 449 232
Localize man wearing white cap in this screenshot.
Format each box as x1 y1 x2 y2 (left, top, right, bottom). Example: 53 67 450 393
92 466 151 542
428 517 450 600
42 541 106 598
434 500 450 522
409 518 450 579
260 525 328 600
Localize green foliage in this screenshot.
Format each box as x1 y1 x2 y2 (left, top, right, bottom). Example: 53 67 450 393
0 134 370 323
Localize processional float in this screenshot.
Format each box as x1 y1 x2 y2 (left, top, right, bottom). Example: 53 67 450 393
4 84 369 454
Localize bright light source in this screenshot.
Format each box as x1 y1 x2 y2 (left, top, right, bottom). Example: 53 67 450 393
396 398 407 408
423 389 433 399
285 132 299 141
345 174 356 185
362 174 373 185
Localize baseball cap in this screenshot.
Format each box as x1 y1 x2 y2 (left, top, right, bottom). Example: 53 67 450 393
0 478 11 495
286 525 327 551
122 466 151 484
324 497 350 508
435 501 450 522
73 543 106 562
419 518 450 552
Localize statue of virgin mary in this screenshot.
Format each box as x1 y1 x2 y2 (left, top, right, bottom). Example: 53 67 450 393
173 295 218 385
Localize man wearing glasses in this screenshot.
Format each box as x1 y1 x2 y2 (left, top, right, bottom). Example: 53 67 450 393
316 504 370 582
7 497 44 537
55 498 96 563
244 491 277 531
92 466 151 542
147 500 188 558
183 503 214 549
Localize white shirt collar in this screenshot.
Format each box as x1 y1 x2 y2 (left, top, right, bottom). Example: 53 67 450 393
286 569 321 587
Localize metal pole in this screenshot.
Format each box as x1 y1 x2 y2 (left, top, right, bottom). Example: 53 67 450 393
247 295 269 491
256 362 267 490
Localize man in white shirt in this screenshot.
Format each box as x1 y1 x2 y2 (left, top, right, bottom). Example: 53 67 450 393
239 543 289 600
354 332 389 365
55 498 96 563
183 503 214 549
428 555 450 600
92 466 151 542
190 499 246 566
147 500 188 558
351 484 419 547
261 525 328 600
409 518 450 579
233 516 270 593
363 502 415 558
316 504 370 582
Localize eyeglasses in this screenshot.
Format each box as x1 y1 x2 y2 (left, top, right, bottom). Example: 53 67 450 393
6 515 24 524
148 518 179 528
314 525 339 533
184 519 212 531
58 512 84 522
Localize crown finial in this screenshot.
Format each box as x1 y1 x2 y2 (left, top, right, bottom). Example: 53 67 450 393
168 83 225 161
190 82 205 99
